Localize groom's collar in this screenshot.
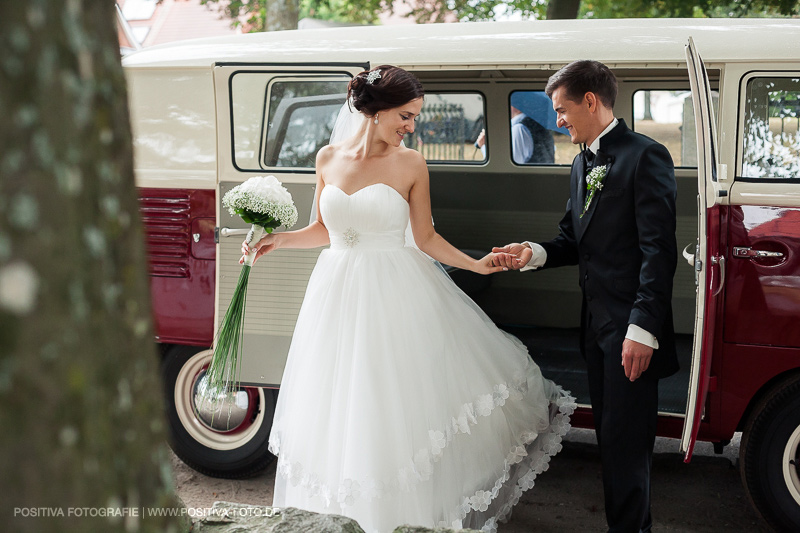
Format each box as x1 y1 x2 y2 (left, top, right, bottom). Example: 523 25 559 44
587 118 619 155
598 118 630 153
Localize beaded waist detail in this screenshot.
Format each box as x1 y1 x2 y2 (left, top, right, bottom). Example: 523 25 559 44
329 228 405 250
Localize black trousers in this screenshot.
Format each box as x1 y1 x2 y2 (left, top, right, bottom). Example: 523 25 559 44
584 315 659 533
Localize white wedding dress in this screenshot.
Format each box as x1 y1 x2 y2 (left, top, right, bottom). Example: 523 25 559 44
269 182 575 532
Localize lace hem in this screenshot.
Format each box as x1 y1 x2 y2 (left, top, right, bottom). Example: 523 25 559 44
443 388 575 532
269 361 576 527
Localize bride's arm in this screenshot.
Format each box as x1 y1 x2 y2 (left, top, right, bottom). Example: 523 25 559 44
406 151 517 275
241 151 332 264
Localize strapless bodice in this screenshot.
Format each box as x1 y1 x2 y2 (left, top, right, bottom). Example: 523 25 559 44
321 183 410 251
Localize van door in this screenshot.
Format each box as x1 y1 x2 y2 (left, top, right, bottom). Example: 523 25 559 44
680 39 725 460
213 63 367 387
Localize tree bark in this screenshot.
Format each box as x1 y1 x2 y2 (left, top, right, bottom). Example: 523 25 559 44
266 0 300 31
643 90 654 120
0 2 182 531
546 0 582 19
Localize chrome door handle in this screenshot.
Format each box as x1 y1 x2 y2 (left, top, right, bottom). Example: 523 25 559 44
219 227 250 238
732 247 784 259
682 243 696 267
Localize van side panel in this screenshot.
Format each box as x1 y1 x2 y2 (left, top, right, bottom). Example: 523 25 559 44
724 205 800 347
127 67 217 190
140 188 216 346
127 66 218 345
719 344 800 434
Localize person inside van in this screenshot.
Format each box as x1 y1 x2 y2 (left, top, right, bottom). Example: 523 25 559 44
475 105 556 164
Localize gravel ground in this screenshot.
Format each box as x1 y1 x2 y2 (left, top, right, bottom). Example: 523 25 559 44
172 429 771 532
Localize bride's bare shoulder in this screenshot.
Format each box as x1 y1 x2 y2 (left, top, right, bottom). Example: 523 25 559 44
397 146 428 171
316 144 338 167
396 146 424 163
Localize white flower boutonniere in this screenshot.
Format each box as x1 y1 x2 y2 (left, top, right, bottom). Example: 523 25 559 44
581 164 608 218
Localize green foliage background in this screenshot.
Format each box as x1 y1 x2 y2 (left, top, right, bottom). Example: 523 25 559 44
203 0 800 31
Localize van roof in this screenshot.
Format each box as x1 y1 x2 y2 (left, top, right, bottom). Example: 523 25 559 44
122 18 800 70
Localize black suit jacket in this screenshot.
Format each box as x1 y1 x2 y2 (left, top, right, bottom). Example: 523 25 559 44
540 119 679 379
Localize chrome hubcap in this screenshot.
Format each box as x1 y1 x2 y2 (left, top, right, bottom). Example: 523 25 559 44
174 349 266 451
782 424 800 505
192 370 251 432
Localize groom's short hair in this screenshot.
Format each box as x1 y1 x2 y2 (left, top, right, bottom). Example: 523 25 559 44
545 60 618 109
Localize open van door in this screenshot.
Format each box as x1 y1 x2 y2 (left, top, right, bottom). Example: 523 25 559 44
680 38 724 462
212 62 367 388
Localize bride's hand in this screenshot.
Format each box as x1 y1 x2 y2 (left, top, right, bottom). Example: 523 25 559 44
491 243 532 270
240 234 278 265
475 252 518 275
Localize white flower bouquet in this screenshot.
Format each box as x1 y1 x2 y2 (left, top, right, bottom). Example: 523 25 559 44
200 176 298 418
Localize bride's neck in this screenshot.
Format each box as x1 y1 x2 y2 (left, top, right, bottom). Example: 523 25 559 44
348 122 392 158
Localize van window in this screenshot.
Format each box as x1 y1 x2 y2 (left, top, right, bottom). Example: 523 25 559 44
742 76 800 180
263 78 349 168
632 90 718 168
406 93 486 163
508 91 577 165
230 73 350 170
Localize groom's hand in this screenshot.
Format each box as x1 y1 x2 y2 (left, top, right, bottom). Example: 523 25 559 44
491 243 532 270
622 338 653 382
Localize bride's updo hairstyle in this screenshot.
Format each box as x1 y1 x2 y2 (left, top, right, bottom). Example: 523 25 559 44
347 65 424 116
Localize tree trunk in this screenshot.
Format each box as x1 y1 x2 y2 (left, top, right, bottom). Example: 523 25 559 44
643 90 654 120
0 2 182 531
546 0 582 19
266 0 300 31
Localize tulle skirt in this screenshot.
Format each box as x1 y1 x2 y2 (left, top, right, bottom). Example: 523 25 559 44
268 245 575 532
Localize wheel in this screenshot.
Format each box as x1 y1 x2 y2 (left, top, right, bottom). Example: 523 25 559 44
740 373 800 531
162 344 277 478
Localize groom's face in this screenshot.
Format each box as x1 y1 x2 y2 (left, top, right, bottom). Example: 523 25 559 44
551 87 594 145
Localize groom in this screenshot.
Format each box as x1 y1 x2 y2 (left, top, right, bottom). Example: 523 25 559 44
495 60 678 532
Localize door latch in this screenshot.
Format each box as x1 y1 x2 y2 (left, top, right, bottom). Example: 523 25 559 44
732 247 784 259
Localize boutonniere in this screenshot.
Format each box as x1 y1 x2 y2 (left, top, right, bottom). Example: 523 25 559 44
581 165 608 218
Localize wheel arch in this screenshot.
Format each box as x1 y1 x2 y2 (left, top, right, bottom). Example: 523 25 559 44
736 367 800 433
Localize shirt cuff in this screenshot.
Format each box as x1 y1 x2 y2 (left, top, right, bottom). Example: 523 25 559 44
520 241 547 271
626 324 659 350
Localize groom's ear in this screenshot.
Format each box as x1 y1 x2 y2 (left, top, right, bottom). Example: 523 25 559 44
584 92 599 113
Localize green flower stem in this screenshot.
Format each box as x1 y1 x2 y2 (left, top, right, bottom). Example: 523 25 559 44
201 262 251 426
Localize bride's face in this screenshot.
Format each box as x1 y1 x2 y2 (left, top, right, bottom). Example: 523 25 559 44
378 97 423 146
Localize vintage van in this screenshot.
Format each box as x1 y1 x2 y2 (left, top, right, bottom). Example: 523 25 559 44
122 18 800 530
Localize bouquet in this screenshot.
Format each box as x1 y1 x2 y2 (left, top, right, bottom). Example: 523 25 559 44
199 176 298 421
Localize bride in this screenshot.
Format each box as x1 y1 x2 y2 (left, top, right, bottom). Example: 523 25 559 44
242 65 575 533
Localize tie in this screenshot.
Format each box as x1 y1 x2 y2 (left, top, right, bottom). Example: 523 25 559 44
584 149 595 171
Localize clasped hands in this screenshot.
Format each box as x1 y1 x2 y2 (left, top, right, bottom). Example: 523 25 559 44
478 242 532 274
489 243 533 270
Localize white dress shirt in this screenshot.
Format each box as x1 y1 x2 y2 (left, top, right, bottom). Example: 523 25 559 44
519 118 659 349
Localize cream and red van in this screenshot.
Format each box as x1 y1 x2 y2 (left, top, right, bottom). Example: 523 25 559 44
123 18 800 530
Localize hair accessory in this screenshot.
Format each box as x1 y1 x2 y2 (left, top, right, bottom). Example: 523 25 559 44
366 69 382 85
374 114 379 125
